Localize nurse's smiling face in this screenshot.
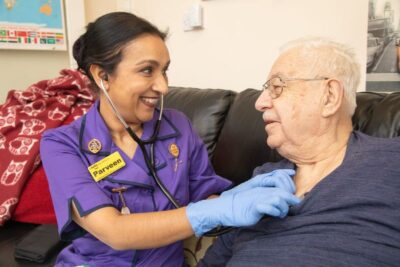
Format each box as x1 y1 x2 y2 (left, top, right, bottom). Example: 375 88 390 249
103 34 170 126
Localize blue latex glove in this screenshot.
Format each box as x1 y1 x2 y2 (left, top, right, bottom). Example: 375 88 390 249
221 169 296 197
186 187 301 236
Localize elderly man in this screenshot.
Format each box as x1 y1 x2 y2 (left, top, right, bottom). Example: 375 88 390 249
198 37 400 266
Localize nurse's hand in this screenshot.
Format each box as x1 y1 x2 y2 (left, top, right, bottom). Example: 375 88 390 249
221 169 296 197
186 187 301 236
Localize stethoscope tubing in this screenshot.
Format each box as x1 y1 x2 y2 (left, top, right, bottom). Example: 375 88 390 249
99 79 230 237
100 79 181 207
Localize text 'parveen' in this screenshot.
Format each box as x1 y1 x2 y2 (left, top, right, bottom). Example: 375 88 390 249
88 151 126 182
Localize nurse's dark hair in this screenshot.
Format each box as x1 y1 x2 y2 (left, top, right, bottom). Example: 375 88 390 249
73 12 167 91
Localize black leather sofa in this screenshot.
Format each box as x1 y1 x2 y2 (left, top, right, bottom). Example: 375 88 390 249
1 87 400 266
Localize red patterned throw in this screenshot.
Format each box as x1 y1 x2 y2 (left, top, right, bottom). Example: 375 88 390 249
0 69 95 225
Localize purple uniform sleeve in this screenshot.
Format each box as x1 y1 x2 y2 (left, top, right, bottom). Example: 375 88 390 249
40 129 113 241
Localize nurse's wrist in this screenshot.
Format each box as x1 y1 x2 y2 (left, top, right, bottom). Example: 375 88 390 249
186 200 219 236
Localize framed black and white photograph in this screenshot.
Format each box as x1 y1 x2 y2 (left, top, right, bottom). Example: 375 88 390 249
366 0 400 91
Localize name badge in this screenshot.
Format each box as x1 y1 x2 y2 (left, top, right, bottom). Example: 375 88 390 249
88 151 126 182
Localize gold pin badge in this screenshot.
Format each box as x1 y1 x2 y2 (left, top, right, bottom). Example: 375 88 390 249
169 143 182 172
88 138 102 153
169 143 180 158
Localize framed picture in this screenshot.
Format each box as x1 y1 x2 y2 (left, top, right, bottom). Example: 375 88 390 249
367 0 400 91
0 0 67 51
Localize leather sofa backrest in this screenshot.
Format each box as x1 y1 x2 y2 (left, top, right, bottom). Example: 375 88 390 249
353 92 400 137
164 87 236 158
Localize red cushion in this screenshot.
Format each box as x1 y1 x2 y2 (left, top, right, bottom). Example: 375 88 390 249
13 165 57 224
13 112 77 225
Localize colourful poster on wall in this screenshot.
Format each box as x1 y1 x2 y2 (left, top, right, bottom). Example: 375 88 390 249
0 0 66 51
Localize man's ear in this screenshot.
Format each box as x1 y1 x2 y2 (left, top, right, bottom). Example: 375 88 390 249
321 79 344 118
89 64 108 90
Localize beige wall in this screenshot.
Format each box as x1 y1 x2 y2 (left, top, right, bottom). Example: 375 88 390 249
132 0 369 92
0 49 69 100
0 50 69 97
85 0 117 24
1 0 369 104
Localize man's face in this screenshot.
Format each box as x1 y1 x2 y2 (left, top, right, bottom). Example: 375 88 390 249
255 49 326 154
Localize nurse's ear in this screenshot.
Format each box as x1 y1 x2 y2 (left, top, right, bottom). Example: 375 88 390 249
89 64 109 91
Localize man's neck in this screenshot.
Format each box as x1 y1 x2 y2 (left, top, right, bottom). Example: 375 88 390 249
288 122 352 197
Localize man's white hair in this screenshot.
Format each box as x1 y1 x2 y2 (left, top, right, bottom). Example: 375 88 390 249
280 37 360 116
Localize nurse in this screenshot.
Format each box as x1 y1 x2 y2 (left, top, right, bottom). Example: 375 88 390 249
40 12 299 266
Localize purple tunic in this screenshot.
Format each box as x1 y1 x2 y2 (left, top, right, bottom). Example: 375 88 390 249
40 101 231 267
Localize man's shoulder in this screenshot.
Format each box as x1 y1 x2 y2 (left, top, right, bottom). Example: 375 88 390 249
352 131 400 154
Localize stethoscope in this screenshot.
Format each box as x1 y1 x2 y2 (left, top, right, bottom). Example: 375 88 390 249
99 79 231 237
